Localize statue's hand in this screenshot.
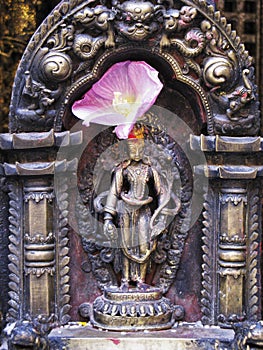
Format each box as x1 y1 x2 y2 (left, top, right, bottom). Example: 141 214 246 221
151 221 166 241
104 219 117 242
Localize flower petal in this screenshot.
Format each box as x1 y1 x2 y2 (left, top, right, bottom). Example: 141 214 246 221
114 123 135 139
93 61 135 101
128 61 163 117
71 61 163 137
72 89 111 121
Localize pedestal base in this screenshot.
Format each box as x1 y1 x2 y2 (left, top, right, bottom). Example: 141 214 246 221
80 286 184 331
48 324 235 350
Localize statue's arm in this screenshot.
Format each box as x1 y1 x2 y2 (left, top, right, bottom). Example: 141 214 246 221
104 167 123 216
103 167 123 241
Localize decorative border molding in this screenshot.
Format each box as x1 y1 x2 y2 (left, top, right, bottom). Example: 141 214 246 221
246 184 261 321
55 175 71 325
201 185 217 325
7 180 23 321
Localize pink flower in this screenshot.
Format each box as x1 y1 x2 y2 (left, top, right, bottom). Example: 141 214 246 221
72 61 163 139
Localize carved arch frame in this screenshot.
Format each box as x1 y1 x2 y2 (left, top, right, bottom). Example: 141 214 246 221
1 0 262 348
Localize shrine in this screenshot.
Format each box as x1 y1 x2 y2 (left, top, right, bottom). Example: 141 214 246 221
0 0 262 349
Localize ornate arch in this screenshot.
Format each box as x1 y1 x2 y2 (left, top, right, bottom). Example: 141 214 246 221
9 0 259 136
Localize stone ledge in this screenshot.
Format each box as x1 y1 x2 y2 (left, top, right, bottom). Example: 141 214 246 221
48 324 235 350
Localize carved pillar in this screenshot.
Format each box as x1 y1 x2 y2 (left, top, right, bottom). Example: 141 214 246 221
1 130 81 327
23 179 55 316
192 135 262 326
218 185 247 321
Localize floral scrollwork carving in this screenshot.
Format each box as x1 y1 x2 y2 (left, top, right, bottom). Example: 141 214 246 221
201 19 238 90
220 193 247 206
40 24 74 83
39 52 72 83
24 232 55 278
24 191 55 203
73 34 105 60
46 24 74 52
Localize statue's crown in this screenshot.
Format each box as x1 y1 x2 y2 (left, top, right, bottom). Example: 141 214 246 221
128 125 145 139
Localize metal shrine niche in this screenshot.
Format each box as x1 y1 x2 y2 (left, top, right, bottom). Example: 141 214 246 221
0 0 263 349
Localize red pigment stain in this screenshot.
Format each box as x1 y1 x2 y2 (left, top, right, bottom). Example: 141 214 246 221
107 338 121 345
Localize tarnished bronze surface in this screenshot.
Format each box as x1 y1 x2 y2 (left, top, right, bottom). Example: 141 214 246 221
0 0 263 349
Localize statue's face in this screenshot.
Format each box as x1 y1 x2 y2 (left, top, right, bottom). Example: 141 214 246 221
116 1 158 41
127 139 144 161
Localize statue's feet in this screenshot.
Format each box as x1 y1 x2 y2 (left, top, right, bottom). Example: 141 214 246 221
137 280 149 291
120 280 129 292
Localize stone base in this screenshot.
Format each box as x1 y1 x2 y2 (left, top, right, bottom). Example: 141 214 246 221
48 324 235 350
80 286 184 331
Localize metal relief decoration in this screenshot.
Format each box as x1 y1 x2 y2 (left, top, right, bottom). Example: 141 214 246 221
7 180 23 322
245 185 261 322
8 0 259 136
54 174 71 325
0 0 262 349
201 185 216 325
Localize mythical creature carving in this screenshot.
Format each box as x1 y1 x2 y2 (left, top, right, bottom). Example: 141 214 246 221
114 0 161 41
73 5 115 48
209 68 258 135
160 5 197 48
232 322 263 350
15 70 62 130
23 72 60 114
200 19 259 135
8 321 49 350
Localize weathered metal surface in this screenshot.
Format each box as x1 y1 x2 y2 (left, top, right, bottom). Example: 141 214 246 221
0 0 262 349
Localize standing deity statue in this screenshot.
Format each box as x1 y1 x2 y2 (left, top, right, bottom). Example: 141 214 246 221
103 125 180 291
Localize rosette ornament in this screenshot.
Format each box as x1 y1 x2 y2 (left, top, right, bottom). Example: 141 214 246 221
72 61 163 139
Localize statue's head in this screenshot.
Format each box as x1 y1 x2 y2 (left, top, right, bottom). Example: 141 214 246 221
126 124 145 161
